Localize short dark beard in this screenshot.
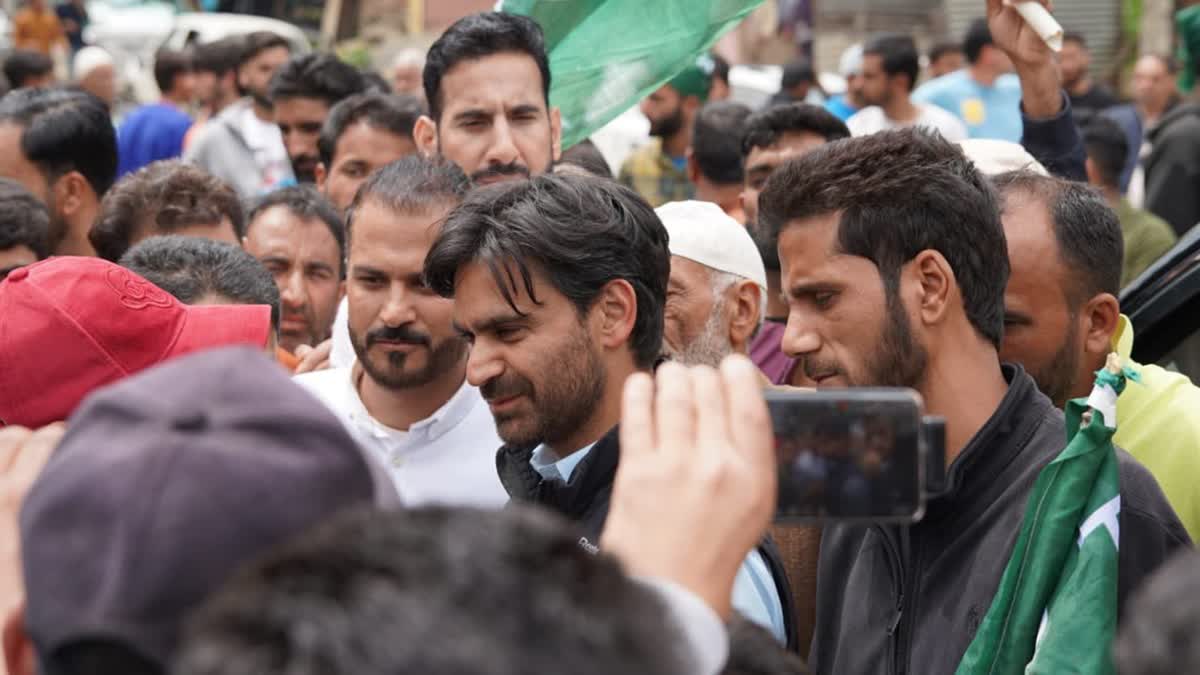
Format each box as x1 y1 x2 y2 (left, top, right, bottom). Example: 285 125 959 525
1027 317 1081 408
804 284 928 389
351 323 467 391
649 103 685 139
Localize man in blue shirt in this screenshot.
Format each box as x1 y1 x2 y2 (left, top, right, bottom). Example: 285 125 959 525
914 19 1023 142
116 48 196 178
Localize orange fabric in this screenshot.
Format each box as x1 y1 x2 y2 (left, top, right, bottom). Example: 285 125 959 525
13 8 64 55
276 346 300 373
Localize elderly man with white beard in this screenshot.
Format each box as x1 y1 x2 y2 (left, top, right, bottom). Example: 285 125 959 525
658 200 769 369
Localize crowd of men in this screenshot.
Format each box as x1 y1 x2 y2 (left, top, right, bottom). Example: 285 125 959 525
0 0 1198 672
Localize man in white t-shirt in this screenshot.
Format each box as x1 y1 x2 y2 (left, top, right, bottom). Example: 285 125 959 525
848 34 968 142
294 155 507 508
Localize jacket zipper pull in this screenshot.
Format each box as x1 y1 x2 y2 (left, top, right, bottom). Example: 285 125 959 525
888 598 904 636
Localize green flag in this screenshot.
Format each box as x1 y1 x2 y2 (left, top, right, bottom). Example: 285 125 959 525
500 0 764 149
956 357 1139 675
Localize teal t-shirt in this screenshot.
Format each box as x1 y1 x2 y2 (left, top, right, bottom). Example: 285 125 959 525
913 70 1023 142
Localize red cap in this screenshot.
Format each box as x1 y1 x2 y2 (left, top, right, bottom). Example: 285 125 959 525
0 257 272 427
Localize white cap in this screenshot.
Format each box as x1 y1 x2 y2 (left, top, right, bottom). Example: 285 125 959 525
73 46 114 81
958 139 1049 177
656 201 768 291
839 43 864 77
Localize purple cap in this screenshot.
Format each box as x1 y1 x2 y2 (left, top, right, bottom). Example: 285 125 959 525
19 346 382 668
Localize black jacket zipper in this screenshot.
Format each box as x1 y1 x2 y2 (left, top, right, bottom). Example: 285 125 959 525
878 526 907 675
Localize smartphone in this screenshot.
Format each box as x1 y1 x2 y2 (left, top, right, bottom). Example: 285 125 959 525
767 388 926 524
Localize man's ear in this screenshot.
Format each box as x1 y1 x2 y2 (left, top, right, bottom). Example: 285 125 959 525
54 171 90 222
3 602 34 675
314 161 327 189
1084 157 1103 187
413 115 439 158
1082 292 1121 357
727 280 763 352
686 148 701 184
592 278 638 354
908 249 954 329
550 107 563 162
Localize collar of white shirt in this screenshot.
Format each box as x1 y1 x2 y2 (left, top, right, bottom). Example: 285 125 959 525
344 368 478 444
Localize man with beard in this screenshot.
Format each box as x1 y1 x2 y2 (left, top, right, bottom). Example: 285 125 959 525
0 88 116 257
268 53 369 184
1059 32 1118 128
847 33 967 142
657 200 767 368
294 156 507 507
185 31 293 199
412 12 561 186
619 56 712 207
243 186 344 356
423 173 794 646
761 126 1187 674
739 103 850 386
993 170 1200 541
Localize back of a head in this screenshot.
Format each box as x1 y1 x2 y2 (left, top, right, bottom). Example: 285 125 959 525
0 177 50 259
1081 115 1129 190
346 155 470 238
423 173 669 369
1113 549 1200 675
176 506 687 675
21 346 382 673
992 170 1123 301
3 49 53 89
193 36 245 76
0 87 118 197
692 101 753 185
865 33 920 92
964 18 994 64
741 103 850 158
90 160 244 262
317 92 424 167
758 127 1008 347
153 48 192 96
558 138 612 178
267 52 368 107
119 235 282 330
423 12 550 121
780 59 816 90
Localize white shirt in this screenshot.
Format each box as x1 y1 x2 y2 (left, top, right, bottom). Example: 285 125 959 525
847 102 969 142
294 367 509 508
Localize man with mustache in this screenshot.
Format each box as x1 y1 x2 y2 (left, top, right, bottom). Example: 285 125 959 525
423 172 795 646
294 156 507 507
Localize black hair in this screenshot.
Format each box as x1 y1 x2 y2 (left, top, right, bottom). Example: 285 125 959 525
268 53 368 107
964 18 994 64
722 616 810 675
238 31 290 69
346 154 470 247
90 160 245 262
1063 31 1087 49
3 50 52 89
39 640 161 675
1113 549 1200 675
558 138 612 178
0 177 49 259
0 87 118 197
119 235 282 331
247 185 345 277
423 12 550 121
424 173 669 369
992 171 1123 300
864 33 920 92
692 100 753 185
759 127 1009 347
710 51 731 85
928 40 963 64
780 59 816 89
175 506 688 675
192 36 244 76
317 92 423 167
360 69 392 94
741 102 850 157
153 48 193 96
1081 116 1128 189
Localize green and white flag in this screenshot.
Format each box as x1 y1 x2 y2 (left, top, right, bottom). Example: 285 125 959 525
500 0 764 149
957 355 1140 675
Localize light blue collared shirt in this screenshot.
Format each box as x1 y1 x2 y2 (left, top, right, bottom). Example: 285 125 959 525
529 444 788 643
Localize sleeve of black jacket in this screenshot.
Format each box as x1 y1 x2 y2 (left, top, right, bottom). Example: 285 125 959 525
1021 92 1088 182
1116 448 1193 621
1143 121 1200 236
